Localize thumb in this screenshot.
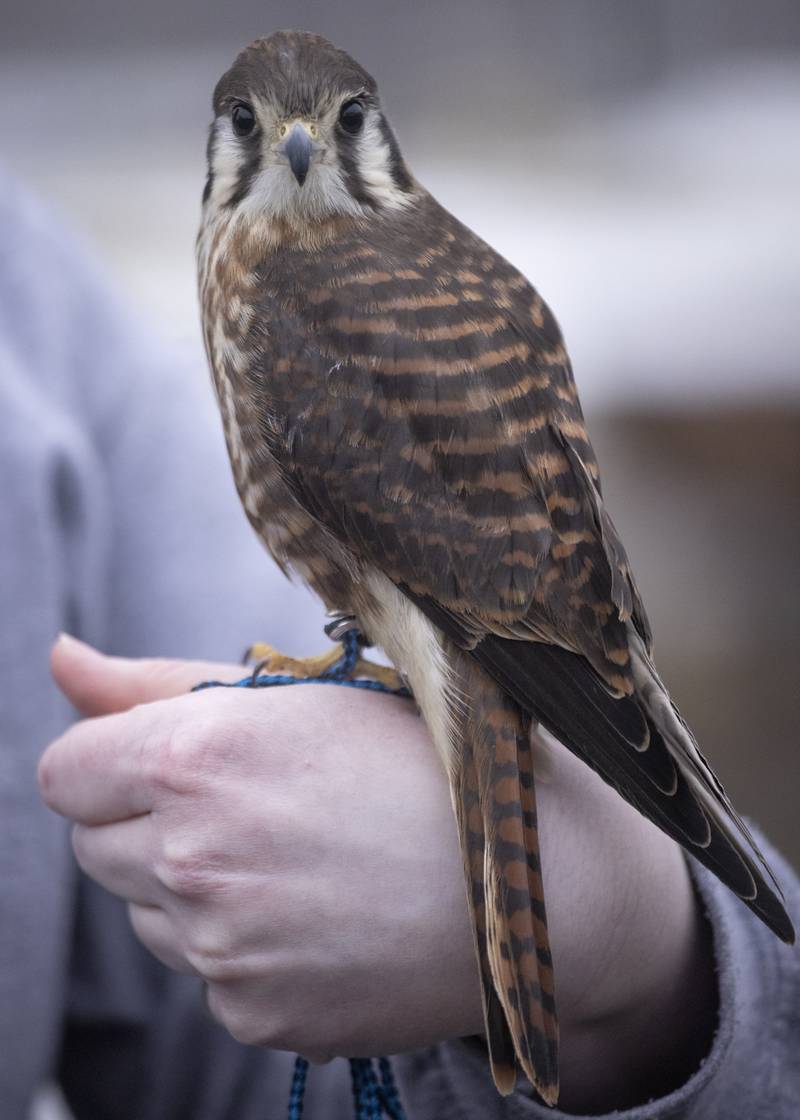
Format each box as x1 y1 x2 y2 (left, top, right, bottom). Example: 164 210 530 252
51 633 247 716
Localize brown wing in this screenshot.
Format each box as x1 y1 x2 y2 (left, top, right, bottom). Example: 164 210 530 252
260 194 649 682
255 189 794 945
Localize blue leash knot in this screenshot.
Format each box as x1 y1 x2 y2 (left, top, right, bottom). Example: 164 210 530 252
193 630 409 1120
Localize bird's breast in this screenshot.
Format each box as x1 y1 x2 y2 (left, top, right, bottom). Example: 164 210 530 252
197 209 359 610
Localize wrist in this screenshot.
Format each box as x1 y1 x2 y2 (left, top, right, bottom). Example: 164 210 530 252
557 853 717 1113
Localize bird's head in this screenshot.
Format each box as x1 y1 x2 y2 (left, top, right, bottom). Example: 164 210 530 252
203 30 416 225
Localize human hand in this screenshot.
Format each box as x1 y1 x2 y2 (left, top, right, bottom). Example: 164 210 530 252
39 635 483 1061
39 635 714 1108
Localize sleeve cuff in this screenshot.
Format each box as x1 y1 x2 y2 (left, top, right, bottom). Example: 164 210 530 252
411 855 751 1120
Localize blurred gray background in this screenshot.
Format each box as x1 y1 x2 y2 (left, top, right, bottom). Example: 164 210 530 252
1 5 798 1112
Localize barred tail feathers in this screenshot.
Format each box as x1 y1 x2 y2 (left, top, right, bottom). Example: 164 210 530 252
451 649 559 1104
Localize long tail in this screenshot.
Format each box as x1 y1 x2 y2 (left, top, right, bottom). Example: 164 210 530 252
451 648 559 1104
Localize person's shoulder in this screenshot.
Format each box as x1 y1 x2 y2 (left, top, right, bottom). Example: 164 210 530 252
0 168 95 286
0 167 187 427
0 169 124 395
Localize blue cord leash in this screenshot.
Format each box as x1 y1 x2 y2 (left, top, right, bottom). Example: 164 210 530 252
192 628 411 699
193 629 409 1120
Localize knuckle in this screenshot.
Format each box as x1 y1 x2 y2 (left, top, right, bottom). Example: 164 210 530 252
70 824 89 868
228 1016 264 1047
184 929 239 983
155 836 221 898
206 985 270 1046
36 753 54 802
146 721 215 795
188 952 239 985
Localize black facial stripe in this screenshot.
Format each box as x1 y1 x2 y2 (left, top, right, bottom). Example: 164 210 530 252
377 114 413 192
225 127 263 208
335 127 375 208
335 108 412 209
203 124 216 203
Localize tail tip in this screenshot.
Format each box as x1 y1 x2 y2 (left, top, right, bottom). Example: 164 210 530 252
491 1059 560 1107
490 1059 517 1096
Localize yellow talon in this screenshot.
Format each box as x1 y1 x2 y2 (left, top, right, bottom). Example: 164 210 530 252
353 658 405 691
244 642 275 664
244 643 344 679
243 640 406 691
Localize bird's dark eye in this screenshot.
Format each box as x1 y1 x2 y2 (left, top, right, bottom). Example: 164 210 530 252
339 99 365 134
231 102 256 137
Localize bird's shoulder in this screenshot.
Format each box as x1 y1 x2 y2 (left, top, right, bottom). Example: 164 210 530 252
261 190 573 389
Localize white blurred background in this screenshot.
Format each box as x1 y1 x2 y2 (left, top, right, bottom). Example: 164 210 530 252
1 5 798 1112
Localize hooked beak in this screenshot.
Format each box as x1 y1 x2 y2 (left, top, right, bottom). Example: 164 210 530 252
280 123 314 186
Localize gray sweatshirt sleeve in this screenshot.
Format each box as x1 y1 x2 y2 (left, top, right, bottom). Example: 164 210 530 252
0 170 320 1117
397 839 799 1120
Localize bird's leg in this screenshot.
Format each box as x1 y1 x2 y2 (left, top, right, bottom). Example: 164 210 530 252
326 616 407 690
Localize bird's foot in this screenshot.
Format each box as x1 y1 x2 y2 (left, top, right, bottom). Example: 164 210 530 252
351 657 406 691
244 642 344 680
243 632 406 692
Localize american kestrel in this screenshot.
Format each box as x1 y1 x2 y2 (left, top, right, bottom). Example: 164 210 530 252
197 31 794 1104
